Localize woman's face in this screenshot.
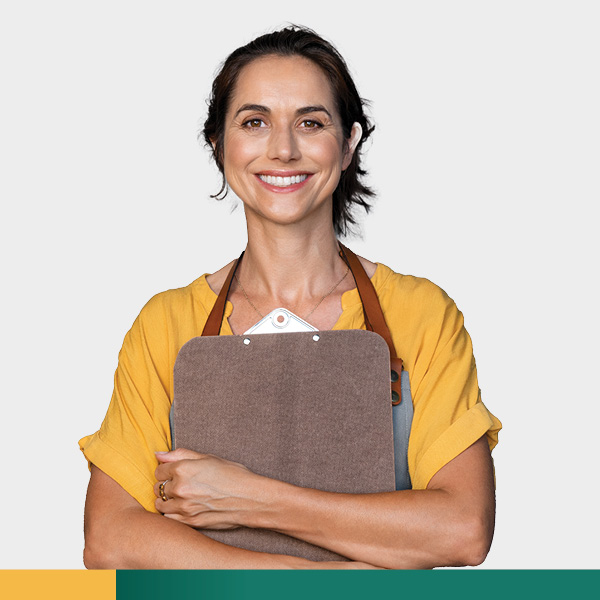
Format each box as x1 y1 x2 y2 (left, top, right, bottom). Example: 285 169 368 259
221 55 356 229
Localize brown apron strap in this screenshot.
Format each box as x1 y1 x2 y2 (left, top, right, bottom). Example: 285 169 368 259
201 251 244 337
338 244 404 405
202 246 404 404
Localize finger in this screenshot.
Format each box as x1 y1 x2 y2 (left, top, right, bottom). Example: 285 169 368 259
155 495 178 514
157 502 238 530
155 496 184 516
153 479 173 500
155 450 214 481
160 507 209 528
154 461 174 482
162 512 229 528
163 512 185 522
154 497 196 520
155 448 204 463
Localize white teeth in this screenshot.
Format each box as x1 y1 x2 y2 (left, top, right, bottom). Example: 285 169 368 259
259 174 308 187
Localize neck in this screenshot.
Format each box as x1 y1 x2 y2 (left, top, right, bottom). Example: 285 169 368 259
239 215 346 306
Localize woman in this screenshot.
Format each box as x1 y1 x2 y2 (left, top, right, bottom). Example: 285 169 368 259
80 26 501 569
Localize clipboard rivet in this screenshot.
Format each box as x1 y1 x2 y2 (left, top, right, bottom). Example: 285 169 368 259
243 338 251 345
391 390 400 403
312 334 320 341
391 369 399 382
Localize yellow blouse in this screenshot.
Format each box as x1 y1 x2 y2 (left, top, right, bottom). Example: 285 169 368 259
79 263 501 512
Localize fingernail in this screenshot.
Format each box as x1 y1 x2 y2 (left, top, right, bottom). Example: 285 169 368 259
155 451 168 455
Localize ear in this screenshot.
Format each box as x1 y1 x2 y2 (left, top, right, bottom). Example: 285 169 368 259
342 122 363 170
210 137 223 167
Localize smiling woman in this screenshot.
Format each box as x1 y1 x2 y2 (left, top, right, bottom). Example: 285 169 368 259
203 27 374 237
219 55 363 248
79 25 501 569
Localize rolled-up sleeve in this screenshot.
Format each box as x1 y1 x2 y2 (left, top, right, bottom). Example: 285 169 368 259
79 294 173 512
396 281 501 490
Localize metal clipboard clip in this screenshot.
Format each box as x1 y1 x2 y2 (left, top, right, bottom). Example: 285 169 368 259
243 308 318 335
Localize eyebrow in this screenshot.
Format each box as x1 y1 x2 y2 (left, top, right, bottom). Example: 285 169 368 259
234 103 333 120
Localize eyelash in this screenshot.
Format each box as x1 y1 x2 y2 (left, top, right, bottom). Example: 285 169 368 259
241 118 324 130
243 118 266 129
300 119 323 129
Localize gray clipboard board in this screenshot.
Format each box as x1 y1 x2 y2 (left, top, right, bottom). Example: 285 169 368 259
171 329 395 562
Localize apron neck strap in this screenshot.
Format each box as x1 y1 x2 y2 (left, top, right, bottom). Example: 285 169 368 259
337 244 400 360
201 251 244 337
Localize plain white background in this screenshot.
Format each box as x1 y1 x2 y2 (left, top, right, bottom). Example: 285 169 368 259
1 1 598 569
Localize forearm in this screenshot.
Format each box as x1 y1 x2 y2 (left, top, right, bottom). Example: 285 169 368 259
255 486 483 569
246 438 495 569
85 504 303 569
84 466 372 570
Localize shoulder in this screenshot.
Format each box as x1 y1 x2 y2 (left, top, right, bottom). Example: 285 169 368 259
375 263 457 314
373 263 466 345
131 272 218 336
118 273 218 362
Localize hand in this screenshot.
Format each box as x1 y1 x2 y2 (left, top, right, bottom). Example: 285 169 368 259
153 448 269 530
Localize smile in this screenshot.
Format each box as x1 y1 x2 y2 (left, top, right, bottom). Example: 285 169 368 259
258 174 308 187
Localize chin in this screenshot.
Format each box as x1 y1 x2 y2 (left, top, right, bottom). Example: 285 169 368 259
243 198 319 224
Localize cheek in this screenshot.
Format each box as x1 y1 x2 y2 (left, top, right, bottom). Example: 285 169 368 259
223 132 264 172
302 136 345 171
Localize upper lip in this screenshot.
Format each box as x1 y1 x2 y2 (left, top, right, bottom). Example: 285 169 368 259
255 170 312 177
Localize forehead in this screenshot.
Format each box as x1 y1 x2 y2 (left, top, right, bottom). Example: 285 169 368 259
229 55 337 117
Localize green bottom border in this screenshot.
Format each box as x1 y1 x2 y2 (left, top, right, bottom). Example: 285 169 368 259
117 570 598 600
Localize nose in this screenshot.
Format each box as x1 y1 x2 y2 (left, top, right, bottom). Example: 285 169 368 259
266 125 301 162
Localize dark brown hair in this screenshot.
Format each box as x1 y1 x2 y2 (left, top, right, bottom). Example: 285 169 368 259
202 25 375 236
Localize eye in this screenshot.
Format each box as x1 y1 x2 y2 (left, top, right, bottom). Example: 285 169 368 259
243 118 266 129
300 119 323 129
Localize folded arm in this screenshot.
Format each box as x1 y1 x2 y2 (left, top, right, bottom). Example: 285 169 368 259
83 465 377 569
155 436 495 570
261 436 495 569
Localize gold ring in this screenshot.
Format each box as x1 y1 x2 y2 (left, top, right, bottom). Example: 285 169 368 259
159 479 169 502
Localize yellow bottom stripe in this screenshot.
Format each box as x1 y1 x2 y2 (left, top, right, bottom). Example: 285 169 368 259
0 570 116 600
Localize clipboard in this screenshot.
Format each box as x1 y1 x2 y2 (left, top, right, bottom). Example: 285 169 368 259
171 329 395 561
